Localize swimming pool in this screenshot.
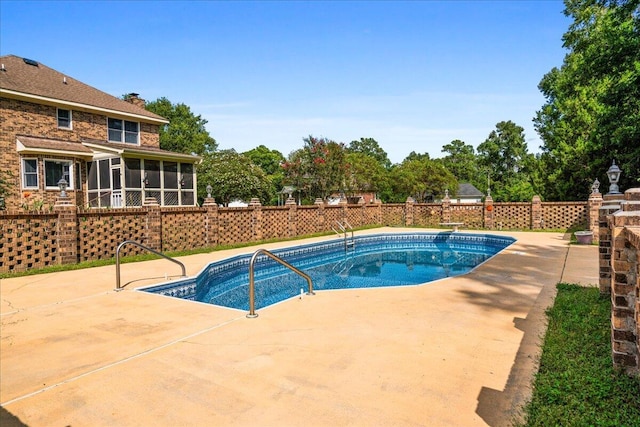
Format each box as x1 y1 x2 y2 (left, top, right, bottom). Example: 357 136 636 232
141 232 515 312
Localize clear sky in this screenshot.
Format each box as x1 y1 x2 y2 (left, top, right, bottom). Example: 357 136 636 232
1 0 570 163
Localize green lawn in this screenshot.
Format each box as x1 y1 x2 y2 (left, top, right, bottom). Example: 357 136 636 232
520 283 640 427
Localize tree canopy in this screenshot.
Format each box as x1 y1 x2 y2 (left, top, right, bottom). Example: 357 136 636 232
145 97 217 155
388 158 457 203
477 121 536 202
347 137 392 169
535 0 640 200
197 150 273 205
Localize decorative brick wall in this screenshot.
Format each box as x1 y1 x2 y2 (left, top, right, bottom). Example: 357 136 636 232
0 212 57 271
1 196 589 274
604 188 640 376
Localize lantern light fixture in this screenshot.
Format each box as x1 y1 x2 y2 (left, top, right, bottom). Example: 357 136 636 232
606 160 622 195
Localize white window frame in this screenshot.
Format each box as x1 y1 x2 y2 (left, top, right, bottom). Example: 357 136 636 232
21 158 39 189
44 159 74 190
107 118 139 144
57 108 72 129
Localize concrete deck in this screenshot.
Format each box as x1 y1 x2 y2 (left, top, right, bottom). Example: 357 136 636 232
0 228 598 426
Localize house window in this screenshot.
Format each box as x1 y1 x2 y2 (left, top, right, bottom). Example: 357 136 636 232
57 108 72 129
44 160 73 189
22 159 39 188
108 118 139 144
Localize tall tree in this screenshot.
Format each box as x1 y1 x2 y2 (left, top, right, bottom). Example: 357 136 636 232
244 145 286 204
535 0 640 200
282 136 347 201
477 121 536 202
344 152 390 198
389 158 457 203
145 97 217 155
440 139 480 184
347 137 392 169
197 150 273 205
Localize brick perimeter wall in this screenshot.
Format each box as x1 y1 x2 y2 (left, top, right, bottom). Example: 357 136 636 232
0 197 588 273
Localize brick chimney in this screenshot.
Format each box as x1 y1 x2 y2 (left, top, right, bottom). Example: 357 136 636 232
125 93 145 108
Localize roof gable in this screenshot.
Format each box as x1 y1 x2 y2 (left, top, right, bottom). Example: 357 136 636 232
457 183 484 198
0 55 167 124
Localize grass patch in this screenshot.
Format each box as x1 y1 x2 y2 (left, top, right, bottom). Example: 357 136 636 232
520 283 640 427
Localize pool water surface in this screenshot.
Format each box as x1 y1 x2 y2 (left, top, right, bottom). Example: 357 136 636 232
141 232 515 311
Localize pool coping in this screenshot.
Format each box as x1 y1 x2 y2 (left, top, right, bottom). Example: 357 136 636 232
0 227 599 426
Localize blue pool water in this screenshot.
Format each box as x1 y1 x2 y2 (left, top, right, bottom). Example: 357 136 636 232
141 232 514 311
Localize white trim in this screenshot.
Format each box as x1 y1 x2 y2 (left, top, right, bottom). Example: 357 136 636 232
43 159 74 190
107 117 140 145
21 158 39 189
16 139 93 159
0 88 169 124
57 107 72 130
82 142 201 162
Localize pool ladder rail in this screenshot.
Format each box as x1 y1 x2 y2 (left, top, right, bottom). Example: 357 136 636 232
114 240 187 291
247 249 314 318
332 220 355 252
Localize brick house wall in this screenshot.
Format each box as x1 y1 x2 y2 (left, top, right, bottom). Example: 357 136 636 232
0 97 160 210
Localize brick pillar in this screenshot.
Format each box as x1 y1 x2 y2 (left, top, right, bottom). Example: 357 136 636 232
286 196 297 237
340 197 348 225
531 195 542 229
314 198 325 232
374 198 382 226
144 196 161 251
249 198 263 241
588 189 603 240
441 193 451 224
609 188 640 375
599 194 625 294
405 197 415 226
484 195 494 229
202 197 219 247
54 195 78 265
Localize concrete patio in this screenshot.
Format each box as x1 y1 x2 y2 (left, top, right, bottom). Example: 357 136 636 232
0 228 598 426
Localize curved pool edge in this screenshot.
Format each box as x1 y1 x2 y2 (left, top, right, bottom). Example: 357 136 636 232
137 230 516 310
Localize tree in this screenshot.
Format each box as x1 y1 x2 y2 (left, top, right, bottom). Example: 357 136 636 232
344 152 390 198
282 136 347 201
145 97 217 155
440 139 481 184
389 158 457 203
535 0 640 200
477 121 536 202
244 145 286 204
403 151 431 162
197 150 273 205
347 137 392 169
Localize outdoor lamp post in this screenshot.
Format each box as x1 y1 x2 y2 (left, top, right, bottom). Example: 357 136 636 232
606 160 622 195
206 184 212 199
57 177 68 198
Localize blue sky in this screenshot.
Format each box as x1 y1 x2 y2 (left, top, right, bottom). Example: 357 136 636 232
1 1 570 163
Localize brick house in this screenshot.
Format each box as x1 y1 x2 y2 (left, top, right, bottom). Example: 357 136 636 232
0 54 200 211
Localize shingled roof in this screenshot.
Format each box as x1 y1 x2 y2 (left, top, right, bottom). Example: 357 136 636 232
0 54 167 124
457 183 484 198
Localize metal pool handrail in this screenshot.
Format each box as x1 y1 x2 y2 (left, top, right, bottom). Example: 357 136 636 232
247 248 314 318
332 220 355 251
115 240 186 291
